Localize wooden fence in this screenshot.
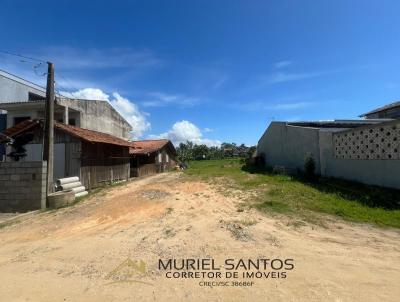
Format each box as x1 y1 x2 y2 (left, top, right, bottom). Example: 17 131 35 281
80 160 130 190
130 163 159 178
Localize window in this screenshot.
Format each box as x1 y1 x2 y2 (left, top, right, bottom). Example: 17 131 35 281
166 154 169 163
68 118 76 126
28 92 44 101
14 116 30 125
158 153 162 163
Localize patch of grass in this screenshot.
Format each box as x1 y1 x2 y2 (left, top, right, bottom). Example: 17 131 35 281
254 200 291 214
184 159 400 228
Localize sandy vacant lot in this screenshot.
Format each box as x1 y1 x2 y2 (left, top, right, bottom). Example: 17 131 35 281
0 172 399 302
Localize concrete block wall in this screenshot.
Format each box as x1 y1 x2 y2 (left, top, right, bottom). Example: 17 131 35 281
257 121 400 189
333 120 400 160
0 161 46 212
257 122 321 173
320 131 400 189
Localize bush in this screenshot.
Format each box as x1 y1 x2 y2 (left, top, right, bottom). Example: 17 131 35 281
304 154 316 179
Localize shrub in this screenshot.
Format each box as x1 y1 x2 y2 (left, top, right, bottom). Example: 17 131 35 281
304 154 316 179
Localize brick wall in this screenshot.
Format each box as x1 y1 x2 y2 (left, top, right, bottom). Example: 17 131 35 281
0 161 46 212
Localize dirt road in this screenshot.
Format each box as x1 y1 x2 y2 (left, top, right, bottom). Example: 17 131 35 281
0 172 399 301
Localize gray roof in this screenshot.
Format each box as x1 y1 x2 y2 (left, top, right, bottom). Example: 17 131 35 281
359 101 400 117
286 119 392 129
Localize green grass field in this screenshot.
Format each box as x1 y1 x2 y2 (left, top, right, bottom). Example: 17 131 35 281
184 159 400 228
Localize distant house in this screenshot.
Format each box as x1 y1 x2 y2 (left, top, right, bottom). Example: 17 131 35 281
1 119 131 190
257 104 400 189
129 139 177 177
360 101 400 119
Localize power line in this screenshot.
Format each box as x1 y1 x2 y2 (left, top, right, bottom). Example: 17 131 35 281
54 83 69 97
0 49 74 97
33 62 47 77
56 71 75 90
0 49 46 63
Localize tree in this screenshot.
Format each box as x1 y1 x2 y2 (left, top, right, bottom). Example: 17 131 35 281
176 141 194 162
208 146 223 159
247 146 257 158
176 141 256 162
193 144 209 160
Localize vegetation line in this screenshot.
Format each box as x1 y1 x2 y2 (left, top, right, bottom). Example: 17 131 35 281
184 158 400 229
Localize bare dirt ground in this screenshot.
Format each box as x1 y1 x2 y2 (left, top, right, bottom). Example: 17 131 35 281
0 172 399 302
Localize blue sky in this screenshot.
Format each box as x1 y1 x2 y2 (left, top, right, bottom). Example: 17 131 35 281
1 0 400 145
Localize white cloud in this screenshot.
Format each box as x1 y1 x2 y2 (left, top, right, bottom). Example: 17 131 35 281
231 100 314 112
149 120 221 147
61 88 150 139
267 68 340 84
267 71 321 84
270 102 313 110
0 47 163 92
142 92 200 108
61 88 109 100
212 75 228 89
109 93 150 139
274 61 292 68
41 46 162 70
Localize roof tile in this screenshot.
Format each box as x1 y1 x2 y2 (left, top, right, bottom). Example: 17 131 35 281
1 119 132 147
129 139 170 154
55 123 131 147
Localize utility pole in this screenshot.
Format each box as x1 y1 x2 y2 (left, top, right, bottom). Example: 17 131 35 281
43 62 54 208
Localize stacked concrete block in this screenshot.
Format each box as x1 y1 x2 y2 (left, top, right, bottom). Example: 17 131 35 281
0 161 47 212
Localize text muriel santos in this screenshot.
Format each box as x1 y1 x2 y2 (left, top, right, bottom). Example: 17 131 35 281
158 258 295 280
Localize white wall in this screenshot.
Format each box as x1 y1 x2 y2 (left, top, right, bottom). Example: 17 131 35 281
0 72 45 101
257 121 400 189
21 143 65 181
257 122 321 172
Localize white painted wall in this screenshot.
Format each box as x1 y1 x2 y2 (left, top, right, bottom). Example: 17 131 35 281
21 143 65 181
257 121 400 189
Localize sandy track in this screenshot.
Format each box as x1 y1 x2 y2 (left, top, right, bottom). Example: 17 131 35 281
0 172 399 302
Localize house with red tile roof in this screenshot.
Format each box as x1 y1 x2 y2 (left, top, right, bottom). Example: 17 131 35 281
129 139 177 177
0 70 133 165
0 70 177 211
1 119 131 191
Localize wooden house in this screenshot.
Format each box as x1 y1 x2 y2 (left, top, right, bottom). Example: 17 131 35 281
1 119 131 190
129 139 177 177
